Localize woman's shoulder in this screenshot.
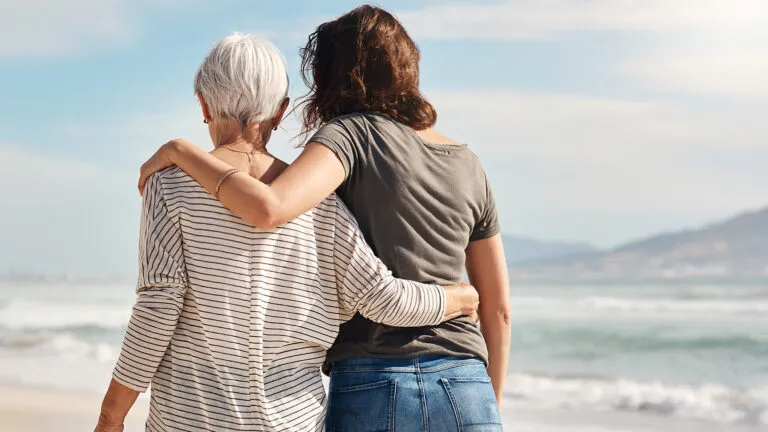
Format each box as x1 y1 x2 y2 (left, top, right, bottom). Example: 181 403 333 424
144 166 207 203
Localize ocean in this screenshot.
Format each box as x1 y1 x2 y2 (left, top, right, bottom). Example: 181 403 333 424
0 280 766 429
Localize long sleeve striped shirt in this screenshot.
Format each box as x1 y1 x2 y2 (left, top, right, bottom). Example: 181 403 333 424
112 167 446 431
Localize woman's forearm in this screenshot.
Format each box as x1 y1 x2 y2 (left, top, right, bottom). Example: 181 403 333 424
156 140 345 229
355 280 478 327
465 234 511 405
97 379 139 430
480 307 511 403
171 141 281 228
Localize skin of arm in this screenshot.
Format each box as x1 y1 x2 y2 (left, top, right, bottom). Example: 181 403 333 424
139 139 345 229
465 234 511 405
94 379 139 432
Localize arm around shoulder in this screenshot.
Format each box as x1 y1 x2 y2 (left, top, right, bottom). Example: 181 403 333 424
139 139 345 229
331 197 479 326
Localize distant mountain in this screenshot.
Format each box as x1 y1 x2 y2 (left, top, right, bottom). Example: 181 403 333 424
502 235 597 264
511 207 768 280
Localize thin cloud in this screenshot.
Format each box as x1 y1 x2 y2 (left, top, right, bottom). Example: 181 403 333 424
0 0 136 57
619 47 768 102
429 90 768 157
396 0 768 102
426 90 768 244
396 0 768 40
0 0 197 57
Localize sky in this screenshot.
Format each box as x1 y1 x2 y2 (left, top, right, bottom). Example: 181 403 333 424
1 0 767 277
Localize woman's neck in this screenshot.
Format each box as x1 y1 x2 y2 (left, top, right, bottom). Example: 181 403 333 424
210 119 269 153
208 119 286 183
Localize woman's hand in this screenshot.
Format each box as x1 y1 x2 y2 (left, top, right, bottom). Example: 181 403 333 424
442 283 480 322
139 139 190 195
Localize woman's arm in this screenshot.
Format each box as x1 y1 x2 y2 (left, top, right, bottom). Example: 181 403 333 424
332 197 478 326
95 379 139 432
139 139 345 229
97 174 187 429
465 234 511 405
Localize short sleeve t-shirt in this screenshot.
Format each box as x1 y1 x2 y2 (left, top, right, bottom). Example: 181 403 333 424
311 113 500 368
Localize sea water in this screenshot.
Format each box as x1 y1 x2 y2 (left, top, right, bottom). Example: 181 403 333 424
0 281 766 427
507 282 768 426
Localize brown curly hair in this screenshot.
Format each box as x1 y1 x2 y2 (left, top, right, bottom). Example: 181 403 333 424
298 5 437 135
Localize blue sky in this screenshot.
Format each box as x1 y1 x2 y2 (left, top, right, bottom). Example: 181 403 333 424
1 0 767 277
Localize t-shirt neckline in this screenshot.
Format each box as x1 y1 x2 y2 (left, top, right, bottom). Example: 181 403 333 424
369 112 468 151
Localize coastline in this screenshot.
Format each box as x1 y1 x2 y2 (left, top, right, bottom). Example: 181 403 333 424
0 384 762 432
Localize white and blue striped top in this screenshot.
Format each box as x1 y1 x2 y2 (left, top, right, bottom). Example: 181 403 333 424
112 167 446 431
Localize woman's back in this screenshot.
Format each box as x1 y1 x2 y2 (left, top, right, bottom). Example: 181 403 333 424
311 113 499 368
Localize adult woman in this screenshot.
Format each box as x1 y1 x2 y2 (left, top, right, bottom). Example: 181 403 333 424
94 33 479 432
139 6 510 431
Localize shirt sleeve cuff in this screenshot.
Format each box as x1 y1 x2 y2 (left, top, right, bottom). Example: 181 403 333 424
112 364 151 393
428 284 447 325
470 224 501 242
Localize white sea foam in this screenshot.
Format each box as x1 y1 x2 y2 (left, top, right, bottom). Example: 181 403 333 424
0 299 131 329
506 373 768 425
0 332 120 392
511 296 768 315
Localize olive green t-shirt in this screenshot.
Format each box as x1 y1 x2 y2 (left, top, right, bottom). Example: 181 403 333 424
311 113 500 371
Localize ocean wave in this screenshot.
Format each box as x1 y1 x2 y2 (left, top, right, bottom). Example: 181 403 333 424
506 373 768 425
0 331 119 364
511 296 768 315
0 332 119 392
0 299 131 330
576 297 768 314
518 327 768 353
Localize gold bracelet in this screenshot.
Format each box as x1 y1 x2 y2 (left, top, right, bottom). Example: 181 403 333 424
214 168 240 199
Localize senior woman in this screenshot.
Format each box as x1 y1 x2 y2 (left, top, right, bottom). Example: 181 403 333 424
93 34 479 432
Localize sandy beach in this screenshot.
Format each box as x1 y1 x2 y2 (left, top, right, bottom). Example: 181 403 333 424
0 385 762 432
0 385 148 432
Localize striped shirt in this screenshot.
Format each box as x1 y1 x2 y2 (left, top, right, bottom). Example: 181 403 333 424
112 167 446 431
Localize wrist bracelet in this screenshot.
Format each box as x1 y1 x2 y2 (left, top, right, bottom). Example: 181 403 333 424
214 168 240 199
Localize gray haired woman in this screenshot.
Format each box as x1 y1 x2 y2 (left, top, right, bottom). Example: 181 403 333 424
93 33 478 432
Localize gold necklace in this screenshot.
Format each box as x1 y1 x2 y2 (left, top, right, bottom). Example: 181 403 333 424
220 145 264 163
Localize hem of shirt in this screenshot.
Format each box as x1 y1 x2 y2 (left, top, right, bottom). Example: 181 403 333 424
469 225 501 243
112 370 149 393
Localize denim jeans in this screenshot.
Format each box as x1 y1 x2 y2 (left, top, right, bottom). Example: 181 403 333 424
326 356 503 431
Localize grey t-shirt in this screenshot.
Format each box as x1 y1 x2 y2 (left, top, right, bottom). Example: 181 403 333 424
311 113 500 369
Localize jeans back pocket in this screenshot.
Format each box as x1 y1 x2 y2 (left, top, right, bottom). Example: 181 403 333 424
327 380 396 432
441 377 502 431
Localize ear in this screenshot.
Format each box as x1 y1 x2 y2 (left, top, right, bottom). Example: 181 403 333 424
197 93 213 122
273 97 290 128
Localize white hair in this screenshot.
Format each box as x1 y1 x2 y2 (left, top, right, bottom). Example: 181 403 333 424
194 33 289 124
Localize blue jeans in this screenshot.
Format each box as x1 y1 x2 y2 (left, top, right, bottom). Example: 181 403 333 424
326 356 503 431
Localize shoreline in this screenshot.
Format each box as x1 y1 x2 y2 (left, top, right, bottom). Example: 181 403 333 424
0 385 149 432
0 384 762 432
